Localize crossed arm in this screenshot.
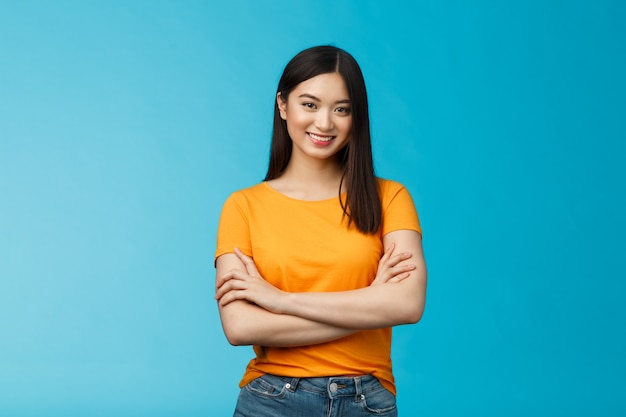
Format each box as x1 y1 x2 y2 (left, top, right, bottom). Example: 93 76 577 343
215 229 426 347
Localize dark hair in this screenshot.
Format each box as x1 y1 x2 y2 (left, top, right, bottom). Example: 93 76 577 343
264 45 381 234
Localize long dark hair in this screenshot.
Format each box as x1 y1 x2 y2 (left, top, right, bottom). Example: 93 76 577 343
264 46 381 234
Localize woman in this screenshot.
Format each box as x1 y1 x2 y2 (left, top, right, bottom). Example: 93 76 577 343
215 46 426 417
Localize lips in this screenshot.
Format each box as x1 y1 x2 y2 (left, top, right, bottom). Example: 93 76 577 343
308 132 335 145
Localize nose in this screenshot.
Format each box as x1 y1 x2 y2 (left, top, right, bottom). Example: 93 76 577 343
315 110 333 131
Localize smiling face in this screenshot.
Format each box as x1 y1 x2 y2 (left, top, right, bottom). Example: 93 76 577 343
277 72 352 165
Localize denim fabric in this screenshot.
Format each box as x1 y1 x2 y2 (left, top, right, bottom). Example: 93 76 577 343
233 374 397 417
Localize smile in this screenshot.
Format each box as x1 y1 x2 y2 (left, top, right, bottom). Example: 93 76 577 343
308 132 335 144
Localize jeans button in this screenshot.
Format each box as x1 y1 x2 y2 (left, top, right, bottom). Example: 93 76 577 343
329 382 338 393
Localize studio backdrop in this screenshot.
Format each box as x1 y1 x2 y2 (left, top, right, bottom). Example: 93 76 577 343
1 1 624 416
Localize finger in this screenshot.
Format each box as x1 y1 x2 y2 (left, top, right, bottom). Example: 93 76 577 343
382 263 415 281
387 272 411 283
216 269 238 289
215 270 233 289
234 247 261 276
215 281 235 300
215 279 249 300
380 243 395 263
216 268 246 290
386 251 413 268
375 244 395 276
215 280 234 299
387 262 416 280
218 289 245 307
392 263 416 275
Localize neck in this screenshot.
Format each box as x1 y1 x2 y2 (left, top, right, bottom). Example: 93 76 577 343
270 155 345 200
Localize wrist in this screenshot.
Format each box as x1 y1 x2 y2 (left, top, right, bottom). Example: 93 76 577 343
278 291 297 315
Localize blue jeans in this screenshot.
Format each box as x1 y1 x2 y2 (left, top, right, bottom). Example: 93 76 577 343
233 374 398 417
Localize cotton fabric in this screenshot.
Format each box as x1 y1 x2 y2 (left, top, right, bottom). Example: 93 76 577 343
215 179 421 394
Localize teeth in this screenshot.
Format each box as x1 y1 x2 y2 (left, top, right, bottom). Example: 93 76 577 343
309 133 334 142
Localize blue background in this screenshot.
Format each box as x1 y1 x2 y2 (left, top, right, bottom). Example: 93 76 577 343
1 1 624 415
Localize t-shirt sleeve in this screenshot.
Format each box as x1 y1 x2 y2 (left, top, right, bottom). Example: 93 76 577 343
380 181 422 237
215 192 252 261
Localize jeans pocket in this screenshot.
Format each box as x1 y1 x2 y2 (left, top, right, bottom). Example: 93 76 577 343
361 385 397 414
244 374 290 399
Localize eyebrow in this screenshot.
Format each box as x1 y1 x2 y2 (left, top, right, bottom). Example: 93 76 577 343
298 93 351 104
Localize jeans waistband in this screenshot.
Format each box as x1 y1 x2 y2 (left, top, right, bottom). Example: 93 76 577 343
279 375 381 399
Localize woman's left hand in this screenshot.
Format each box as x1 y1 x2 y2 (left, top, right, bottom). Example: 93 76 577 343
215 248 286 313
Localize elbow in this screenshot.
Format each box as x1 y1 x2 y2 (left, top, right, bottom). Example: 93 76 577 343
224 331 242 346
399 301 425 325
221 320 254 346
399 278 426 325
223 326 252 346
219 302 262 346
404 307 424 324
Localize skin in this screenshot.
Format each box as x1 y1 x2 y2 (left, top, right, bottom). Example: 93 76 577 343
272 72 353 200
215 72 427 346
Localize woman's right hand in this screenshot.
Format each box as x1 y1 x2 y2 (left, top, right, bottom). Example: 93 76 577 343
371 243 415 286
215 248 288 313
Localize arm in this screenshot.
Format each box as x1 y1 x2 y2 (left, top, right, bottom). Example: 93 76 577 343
282 230 426 329
216 252 356 347
217 229 426 330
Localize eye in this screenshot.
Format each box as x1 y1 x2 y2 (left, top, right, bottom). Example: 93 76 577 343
335 107 351 114
302 102 317 109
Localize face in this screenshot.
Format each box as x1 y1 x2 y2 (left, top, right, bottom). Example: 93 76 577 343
277 72 352 164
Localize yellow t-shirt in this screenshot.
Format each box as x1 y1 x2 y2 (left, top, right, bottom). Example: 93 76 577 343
215 178 421 394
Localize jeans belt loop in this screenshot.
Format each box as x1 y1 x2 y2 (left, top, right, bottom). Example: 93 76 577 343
354 376 364 402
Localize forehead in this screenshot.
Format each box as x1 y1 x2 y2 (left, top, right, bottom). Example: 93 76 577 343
290 72 349 100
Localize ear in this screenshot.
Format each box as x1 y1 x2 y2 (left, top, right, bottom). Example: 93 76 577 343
277 92 287 120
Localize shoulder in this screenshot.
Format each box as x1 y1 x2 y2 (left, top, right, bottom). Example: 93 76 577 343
376 177 406 192
219 183 269 216
224 182 270 203
376 178 421 235
376 178 412 203
221 181 285 213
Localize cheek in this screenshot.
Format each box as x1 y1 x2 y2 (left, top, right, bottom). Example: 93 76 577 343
285 111 312 132
284 119 305 142
339 118 353 137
